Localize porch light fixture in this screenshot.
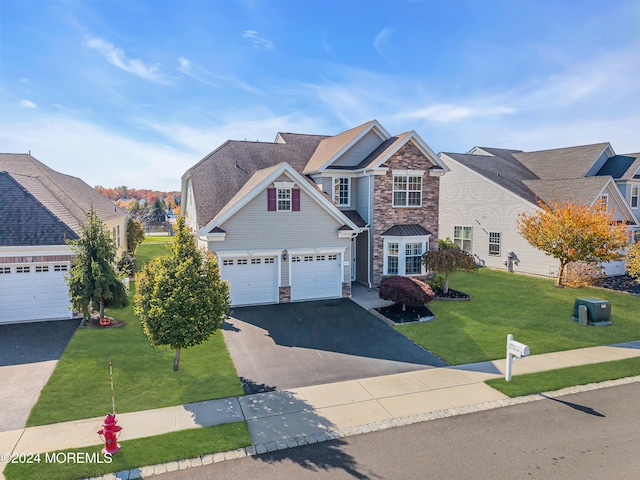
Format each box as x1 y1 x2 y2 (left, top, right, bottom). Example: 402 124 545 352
282 249 288 261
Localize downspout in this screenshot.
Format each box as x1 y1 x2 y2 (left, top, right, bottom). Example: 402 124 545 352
367 172 373 288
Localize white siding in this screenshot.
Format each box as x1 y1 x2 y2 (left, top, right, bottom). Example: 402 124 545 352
439 158 560 278
213 187 351 282
184 179 198 232
332 130 384 168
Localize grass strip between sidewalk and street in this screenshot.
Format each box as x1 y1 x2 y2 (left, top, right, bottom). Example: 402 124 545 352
3 421 251 480
486 356 640 397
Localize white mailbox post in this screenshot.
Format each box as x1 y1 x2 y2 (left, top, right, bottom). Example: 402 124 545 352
506 334 530 382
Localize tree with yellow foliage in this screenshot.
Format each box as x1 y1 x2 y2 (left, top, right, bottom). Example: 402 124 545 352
518 200 628 287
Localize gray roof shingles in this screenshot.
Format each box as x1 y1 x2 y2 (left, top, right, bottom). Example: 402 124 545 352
381 224 432 237
0 171 79 246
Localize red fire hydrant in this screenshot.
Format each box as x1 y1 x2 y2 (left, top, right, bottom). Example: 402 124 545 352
97 413 122 455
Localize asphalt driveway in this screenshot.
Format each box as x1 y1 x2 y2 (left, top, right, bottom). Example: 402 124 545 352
223 299 447 394
0 319 79 431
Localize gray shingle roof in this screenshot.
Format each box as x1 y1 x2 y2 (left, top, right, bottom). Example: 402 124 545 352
342 210 366 227
185 134 328 229
0 171 79 246
522 177 610 205
381 224 432 237
0 154 127 236
512 143 609 180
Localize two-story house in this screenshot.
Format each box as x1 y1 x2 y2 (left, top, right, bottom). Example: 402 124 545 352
439 143 639 278
181 120 449 307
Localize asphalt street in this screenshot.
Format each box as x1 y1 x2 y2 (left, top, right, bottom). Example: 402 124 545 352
153 381 640 479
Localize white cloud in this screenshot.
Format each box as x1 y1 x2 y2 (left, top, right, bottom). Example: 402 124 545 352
373 27 393 59
242 30 274 50
19 100 37 109
176 56 260 94
86 37 167 84
399 104 516 123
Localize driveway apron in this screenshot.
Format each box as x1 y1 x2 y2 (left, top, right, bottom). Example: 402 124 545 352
223 299 447 394
0 319 80 431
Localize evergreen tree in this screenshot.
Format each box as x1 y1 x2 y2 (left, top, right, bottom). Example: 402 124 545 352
66 206 128 320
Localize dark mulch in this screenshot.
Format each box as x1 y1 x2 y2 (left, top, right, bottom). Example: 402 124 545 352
79 315 126 328
376 303 435 324
432 288 471 300
596 274 640 295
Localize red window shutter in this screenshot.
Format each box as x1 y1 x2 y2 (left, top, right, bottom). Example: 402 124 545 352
267 188 276 211
292 188 300 211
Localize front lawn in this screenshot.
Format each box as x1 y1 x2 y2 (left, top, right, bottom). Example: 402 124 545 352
27 244 243 426
3 422 251 480
396 269 640 365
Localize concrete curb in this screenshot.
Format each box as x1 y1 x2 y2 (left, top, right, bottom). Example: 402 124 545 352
87 375 640 480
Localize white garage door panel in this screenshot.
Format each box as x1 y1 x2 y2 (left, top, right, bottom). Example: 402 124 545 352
291 254 341 302
0 264 71 323
221 257 278 307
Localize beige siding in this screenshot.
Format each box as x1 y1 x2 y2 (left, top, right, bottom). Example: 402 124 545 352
184 179 198 232
332 130 384 168
214 188 351 282
439 158 560 278
105 217 128 258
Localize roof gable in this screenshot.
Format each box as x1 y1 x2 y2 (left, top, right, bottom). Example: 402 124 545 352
200 162 361 236
303 120 390 174
512 143 611 180
0 171 79 246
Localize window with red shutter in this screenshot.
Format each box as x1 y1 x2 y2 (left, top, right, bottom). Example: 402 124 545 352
267 188 276 211
292 188 300 211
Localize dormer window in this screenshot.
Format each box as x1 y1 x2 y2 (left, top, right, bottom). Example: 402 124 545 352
393 173 423 207
334 177 350 206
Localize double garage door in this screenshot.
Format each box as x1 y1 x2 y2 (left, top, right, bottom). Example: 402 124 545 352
0 263 72 324
220 254 342 307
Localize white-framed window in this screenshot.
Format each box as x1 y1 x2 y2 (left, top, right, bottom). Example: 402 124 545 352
251 258 261 265
264 257 275 264
405 243 423 274
333 177 350 206
222 259 234 266
383 236 430 276
600 193 609 208
631 186 639 208
54 264 68 272
316 255 326 261
36 265 49 273
0 267 10 274
387 242 399 275
328 254 337 261
16 266 30 273
292 256 301 263
454 226 472 253
489 232 501 256
393 175 422 207
277 188 291 212
304 255 313 262
237 259 248 265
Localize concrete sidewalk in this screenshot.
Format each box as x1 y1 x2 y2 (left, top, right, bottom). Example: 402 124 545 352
2 341 640 479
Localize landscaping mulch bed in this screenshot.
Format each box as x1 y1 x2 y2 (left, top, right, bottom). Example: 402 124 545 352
432 288 471 300
79 316 126 328
375 303 435 324
596 274 640 295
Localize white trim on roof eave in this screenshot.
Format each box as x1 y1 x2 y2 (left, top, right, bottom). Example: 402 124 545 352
199 163 361 235
439 153 541 209
369 131 450 172
311 120 391 174
583 143 615 177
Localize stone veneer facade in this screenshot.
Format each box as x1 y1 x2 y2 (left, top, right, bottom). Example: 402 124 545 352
372 142 440 286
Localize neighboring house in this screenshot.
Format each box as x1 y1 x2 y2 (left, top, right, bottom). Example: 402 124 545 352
0 154 128 324
181 120 449 307
439 143 639 278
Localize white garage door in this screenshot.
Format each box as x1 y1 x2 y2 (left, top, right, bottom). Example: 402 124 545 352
220 257 278 307
0 263 71 324
291 254 342 302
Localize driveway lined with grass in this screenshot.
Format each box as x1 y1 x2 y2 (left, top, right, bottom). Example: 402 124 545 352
396 269 640 365
27 242 244 426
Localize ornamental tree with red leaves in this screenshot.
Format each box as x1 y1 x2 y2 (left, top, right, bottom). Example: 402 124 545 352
378 276 435 311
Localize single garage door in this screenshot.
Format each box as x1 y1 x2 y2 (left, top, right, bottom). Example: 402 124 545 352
0 263 71 324
291 254 341 302
220 257 278 307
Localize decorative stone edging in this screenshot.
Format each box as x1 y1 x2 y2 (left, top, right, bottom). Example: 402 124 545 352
86 375 640 480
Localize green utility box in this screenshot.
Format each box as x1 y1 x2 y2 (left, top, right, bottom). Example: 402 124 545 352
572 298 612 325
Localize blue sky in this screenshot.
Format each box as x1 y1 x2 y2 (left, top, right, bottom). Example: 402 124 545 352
1 0 639 191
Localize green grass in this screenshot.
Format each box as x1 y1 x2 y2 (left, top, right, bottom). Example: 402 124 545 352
27 244 243 426
486 356 640 397
134 242 170 271
3 422 251 480
395 268 640 365
143 235 174 244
